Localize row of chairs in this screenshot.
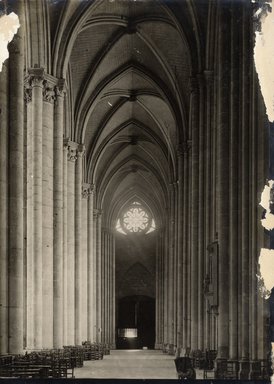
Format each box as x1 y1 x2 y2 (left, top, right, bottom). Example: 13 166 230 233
163 345 217 371
206 359 272 380
0 342 110 379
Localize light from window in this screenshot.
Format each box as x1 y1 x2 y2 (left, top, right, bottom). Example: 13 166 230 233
116 202 156 235
123 207 149 232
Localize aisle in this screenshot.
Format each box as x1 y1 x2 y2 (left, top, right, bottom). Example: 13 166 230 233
74 349 178 379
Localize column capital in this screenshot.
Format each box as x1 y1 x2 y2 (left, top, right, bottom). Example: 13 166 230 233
55 79 66 98
24 86 32 104
28 67 45 87
43 74 59 104
93 208 102 219
82 183 94 199
64 139 78 162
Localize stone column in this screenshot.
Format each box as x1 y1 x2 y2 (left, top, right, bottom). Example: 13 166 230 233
176 147 184 349
163 222 169 345
228 4 239 362
7 1 24 352
216 2 230 359
24 78 34 350
101 229 106 343
93 209 98 341
81 184 90 341
95 209 102 342
182 141 191 349
155 231 160 347
53 80 65 348
173 182 178 347
250 65 260 364
75 144 84 344
187 141 192 348
190 77 199 351
0 62 9 354
240 3 250 370
204 70 213 351
110 234 116 348
198 75 205 351
66 140 77 344
63 141 68 345
249 63 258 373
42 78 55 348
168 183 175 349
28 67 44 349
87 185 95 341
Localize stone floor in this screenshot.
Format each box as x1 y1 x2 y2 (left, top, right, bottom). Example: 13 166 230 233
74 349 179 379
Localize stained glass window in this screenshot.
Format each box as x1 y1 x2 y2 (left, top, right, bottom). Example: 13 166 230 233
123 207 149 232
116 202 156 235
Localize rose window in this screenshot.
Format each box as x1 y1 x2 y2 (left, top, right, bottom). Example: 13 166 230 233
116 202 156 235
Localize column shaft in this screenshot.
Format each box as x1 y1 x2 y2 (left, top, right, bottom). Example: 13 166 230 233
53 86 64 347
75 147 84 344
87 189 94 341
67 151 76 344
8 4 25 352
216 3 230 358
42 98 54 348
198 76 205 351
168 185 175 346
63 143 68 345
204 71 213 351
229 5 239 360
240 2 250 362
190 78 199 350
93 212 97 341
30 69 44 349
25 87 33 350
0 63 9 353
96 211 102 342
81 192 88 341
176 149 183 348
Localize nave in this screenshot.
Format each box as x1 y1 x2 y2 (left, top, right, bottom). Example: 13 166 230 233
0 0 272 380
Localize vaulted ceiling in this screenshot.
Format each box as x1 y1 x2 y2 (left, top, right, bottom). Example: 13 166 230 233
49 0 208 229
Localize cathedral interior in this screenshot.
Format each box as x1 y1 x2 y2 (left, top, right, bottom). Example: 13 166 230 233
0 0 272 380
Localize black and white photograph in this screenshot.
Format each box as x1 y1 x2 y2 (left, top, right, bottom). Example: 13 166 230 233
0 0 274 381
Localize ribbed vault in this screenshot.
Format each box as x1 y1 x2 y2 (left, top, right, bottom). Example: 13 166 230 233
55 0 200 226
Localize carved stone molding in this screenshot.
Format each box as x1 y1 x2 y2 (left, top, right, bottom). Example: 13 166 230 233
93 208 102 219
64 138 79 162
24 86 32 104
55 79 66 98
82 183 92 199
28 67 45 88
43 82 56 104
